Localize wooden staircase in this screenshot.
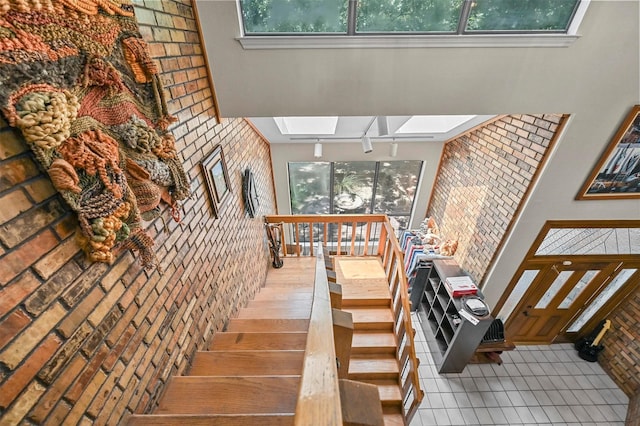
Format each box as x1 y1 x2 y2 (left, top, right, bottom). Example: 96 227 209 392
334 261 406 426
128 256 407 426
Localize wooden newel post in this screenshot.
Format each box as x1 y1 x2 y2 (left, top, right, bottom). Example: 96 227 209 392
332 308 353 379
338 379 384 426
329 282 343 309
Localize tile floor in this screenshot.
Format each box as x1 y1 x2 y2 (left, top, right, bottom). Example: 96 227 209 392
410 313 630 426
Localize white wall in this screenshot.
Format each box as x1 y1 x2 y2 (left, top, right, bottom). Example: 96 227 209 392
198 0 640 308
270 141 444 230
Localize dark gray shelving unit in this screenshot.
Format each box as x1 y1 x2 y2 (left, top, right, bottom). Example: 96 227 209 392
417 258 493 373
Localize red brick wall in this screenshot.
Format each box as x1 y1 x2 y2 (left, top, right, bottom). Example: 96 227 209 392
0 2 275 424
427 114 563 284
601 286 640 397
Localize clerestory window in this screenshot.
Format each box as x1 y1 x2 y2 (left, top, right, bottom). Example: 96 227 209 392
239 0 582 35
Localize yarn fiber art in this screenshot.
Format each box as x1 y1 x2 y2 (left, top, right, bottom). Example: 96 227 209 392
0 0 190 269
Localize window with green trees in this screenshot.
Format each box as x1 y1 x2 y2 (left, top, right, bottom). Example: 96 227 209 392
288 160 422 230
240 0 581 34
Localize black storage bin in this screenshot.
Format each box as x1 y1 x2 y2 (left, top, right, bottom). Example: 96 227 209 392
482 318 505 343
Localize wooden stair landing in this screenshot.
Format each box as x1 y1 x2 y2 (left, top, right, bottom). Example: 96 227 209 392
333 257 392 308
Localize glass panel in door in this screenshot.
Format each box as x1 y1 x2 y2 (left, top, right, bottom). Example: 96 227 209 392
535 271 572 309
567 268 638 332
558 270 598 309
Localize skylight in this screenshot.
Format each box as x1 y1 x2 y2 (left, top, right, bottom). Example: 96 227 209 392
274 117 339 135
396 115 476 134
240 0 582 35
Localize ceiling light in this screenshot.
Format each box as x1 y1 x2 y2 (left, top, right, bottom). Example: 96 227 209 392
362 136 373 154
389 142 398 157
313 142 322 158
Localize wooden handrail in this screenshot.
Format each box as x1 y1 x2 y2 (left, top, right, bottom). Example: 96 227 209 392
294 243 342 426
379 220 425 423
266 215 424 424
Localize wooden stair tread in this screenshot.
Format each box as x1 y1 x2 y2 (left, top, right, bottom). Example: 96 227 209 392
225 319 309 332
252 290 313 301
261 283 314 289
358 380 402 404
348 356 400 380
209 332 306 351
236 308 310 320
189 350 304 376
245 300 312 309
341 284 392 307
156 376 300 414
343 308 394 330
383 413 405 426
341 297 391 307
352 332 397 354
127 413 294 426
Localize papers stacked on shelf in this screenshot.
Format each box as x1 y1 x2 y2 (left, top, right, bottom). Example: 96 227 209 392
444 275 478 297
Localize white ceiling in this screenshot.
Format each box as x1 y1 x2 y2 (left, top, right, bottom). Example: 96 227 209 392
249 115 496 143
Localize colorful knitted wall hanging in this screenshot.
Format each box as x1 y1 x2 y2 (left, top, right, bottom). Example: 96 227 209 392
0 0 190 269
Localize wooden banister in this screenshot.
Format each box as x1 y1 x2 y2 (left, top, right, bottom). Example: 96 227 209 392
332 308 354 380
294 243 342 426
380 219 425 423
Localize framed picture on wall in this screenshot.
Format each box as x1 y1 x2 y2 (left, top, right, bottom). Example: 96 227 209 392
201 144 231 216
577 105 640 199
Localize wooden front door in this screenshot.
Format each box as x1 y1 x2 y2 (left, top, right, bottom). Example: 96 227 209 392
505 259 621 344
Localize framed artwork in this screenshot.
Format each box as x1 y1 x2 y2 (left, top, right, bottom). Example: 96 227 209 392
578 105 640 199
201 144 231 216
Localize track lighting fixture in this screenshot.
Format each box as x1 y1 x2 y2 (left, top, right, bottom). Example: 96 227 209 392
313 142 322 158
390 142 398 157
361 135 373 154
